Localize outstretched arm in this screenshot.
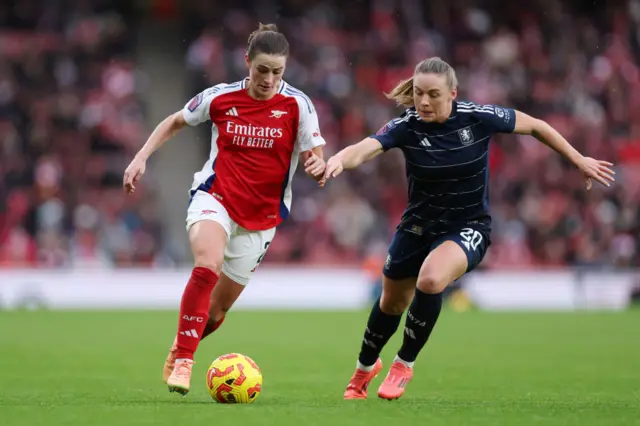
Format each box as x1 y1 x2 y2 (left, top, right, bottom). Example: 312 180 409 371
513 111 615 190
123 111 187 194
324 138 384 180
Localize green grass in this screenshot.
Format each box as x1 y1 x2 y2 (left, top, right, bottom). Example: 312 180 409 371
1 309 639 425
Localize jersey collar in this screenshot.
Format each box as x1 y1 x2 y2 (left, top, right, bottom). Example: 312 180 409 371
447 101 458 120
241 78 287 94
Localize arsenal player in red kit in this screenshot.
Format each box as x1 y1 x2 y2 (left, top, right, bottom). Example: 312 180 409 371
123 23 326 395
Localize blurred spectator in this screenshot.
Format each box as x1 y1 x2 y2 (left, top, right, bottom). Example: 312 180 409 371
0 1 165 268
183 0 640 269
3 0 639 270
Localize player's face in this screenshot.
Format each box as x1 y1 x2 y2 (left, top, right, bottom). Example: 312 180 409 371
413 73 457 122
246 53 287 100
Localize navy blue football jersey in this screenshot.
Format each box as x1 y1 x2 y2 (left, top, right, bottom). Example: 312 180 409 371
371 101 516 236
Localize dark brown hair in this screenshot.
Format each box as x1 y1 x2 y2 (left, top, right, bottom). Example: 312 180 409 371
386 57 458 107
247 23 289 60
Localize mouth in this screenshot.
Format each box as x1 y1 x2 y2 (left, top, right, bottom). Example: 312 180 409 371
259 85 272 91
420 110 435 117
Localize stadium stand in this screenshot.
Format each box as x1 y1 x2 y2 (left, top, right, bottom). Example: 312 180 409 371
2 0 639 269
0 1 165 267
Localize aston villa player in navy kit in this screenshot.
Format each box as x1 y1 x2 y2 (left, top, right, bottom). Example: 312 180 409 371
323 57 616 401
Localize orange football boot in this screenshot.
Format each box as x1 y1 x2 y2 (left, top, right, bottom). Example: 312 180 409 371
343 358 383 400
377 361 413 400
167 359 194 396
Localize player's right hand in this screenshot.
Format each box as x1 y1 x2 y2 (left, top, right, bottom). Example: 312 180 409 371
324 155 344 181
123 157 146 194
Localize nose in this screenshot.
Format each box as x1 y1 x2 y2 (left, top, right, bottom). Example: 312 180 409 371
263 73 275 85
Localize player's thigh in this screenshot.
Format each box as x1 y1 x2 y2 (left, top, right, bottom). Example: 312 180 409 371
380 275 417 315
382 229 431 281
380 229 428 314
209 272 245 318
221 226 276 286
418 227 489 294
186 190 232 273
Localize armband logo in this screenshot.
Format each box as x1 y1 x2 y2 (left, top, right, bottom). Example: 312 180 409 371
376 120 396 135
187 92 204 112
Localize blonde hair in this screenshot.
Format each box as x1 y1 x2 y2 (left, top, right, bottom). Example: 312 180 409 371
247 23 289 60
385 57 458 107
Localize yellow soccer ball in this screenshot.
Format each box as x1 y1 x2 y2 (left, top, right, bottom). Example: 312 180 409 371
206 353 262 403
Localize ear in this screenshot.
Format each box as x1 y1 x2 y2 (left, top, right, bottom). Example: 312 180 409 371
245 53 251 69
451 87 458 100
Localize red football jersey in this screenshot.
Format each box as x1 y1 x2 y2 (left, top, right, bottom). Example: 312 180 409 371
183 79 326 231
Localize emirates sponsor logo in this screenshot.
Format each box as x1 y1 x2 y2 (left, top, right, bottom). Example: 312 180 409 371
226 121 283 149
226 122 283 138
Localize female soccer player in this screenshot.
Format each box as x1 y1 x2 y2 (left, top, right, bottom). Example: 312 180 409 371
123 23 327 395
323 57 615 401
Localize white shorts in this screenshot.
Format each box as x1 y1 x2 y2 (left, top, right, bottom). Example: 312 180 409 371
186 190 275 286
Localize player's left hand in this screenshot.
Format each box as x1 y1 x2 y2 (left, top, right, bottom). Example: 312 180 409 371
304 154 326 186
575 156 615 190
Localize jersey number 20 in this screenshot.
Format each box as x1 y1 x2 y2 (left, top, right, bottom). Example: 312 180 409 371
460 228 483 251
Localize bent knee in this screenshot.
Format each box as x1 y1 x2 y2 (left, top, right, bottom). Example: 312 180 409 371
416 273 449 294
193 257 223 275
190 221 227 274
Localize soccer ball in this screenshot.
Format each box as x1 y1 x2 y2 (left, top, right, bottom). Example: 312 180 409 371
206 353 262 403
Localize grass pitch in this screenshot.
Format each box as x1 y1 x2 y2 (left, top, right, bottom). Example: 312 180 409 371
1 309 639 425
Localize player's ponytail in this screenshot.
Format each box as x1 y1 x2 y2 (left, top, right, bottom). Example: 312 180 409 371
385 57 458 108
385 77 415 108
247 22 289 60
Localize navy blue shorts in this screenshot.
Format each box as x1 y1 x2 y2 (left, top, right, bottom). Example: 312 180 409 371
383 225 490 280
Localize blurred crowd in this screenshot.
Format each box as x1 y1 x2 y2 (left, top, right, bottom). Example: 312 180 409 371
2 0 639 270
0 1 165 268
183 0 640 269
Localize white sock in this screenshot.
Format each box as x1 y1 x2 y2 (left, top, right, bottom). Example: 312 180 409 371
394 355 414 369
357 360 375 372
175 358 193 364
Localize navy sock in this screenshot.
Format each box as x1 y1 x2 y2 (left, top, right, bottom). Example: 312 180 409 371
397 289 443 363
358 298 402 366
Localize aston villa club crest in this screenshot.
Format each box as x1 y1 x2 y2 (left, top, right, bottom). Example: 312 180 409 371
458 127 474 145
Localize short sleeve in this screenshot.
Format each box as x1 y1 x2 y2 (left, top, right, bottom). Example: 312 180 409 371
370 119 406 151
182 85 222 126
296 97 326 152
476 104 516 133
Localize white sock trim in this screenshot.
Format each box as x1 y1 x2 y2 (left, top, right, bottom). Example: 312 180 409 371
394 355 414 368
357 360 375 372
